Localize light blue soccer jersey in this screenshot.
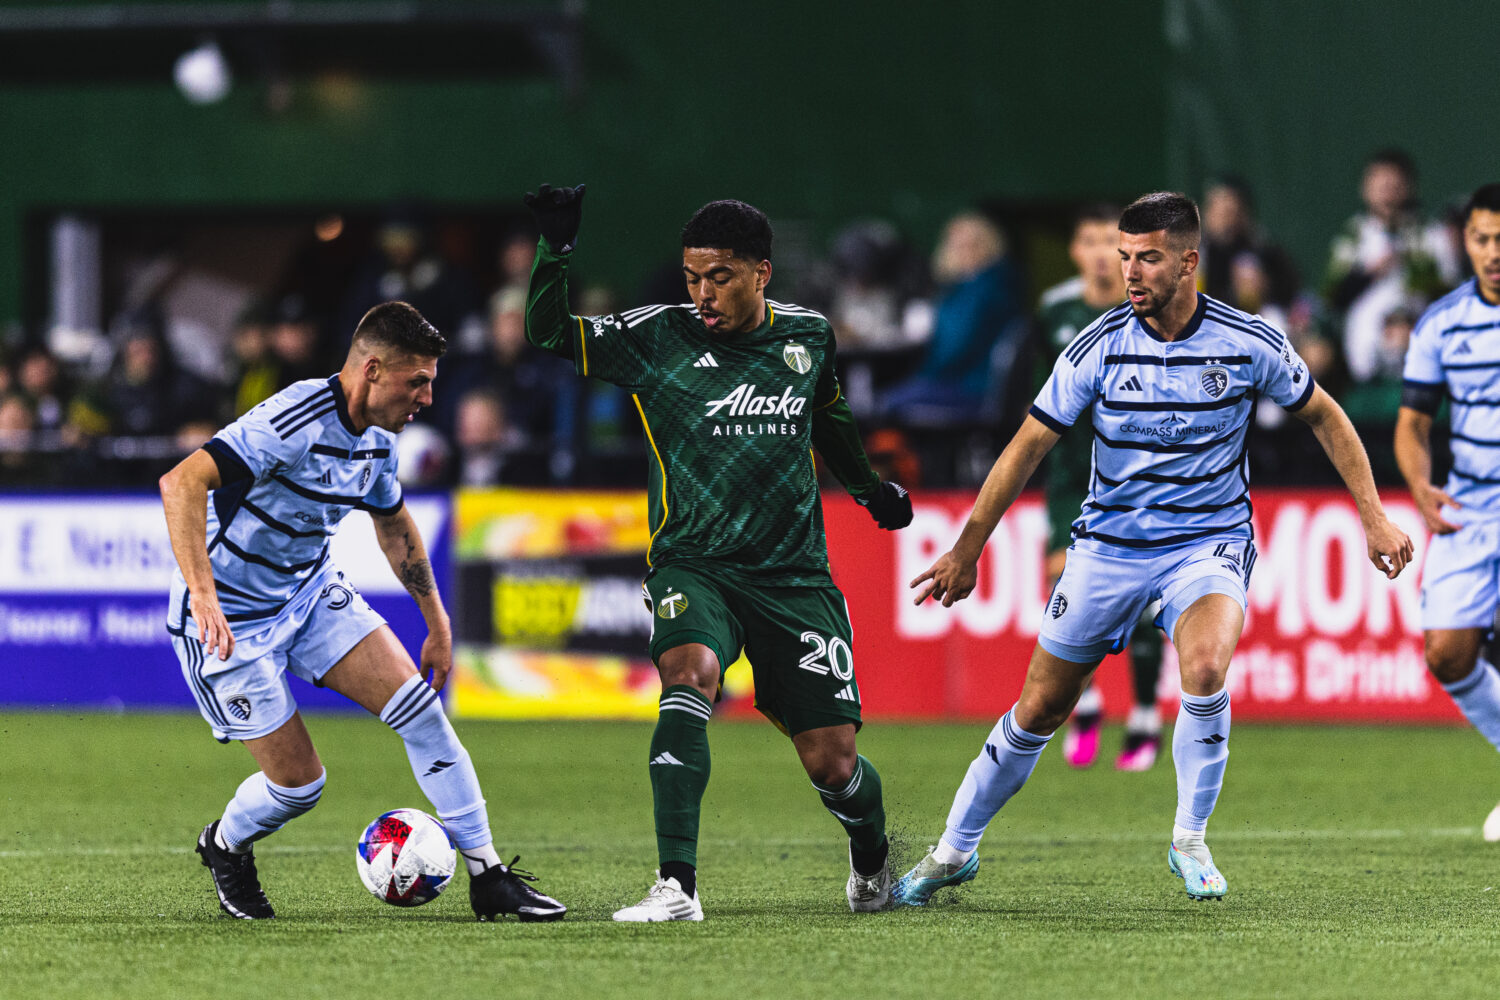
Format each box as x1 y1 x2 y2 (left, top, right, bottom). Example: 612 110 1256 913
1031 294 1314 551
169 375 403 633
1401 278 1500 511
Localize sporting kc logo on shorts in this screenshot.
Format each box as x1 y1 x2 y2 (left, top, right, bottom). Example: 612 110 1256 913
1049 592 1068 619
227 696 253 721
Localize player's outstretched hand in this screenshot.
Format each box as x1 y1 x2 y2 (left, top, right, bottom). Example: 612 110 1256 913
1412 481 1462 535
1364 512 1414 580
857 480 913 530
524 183 586 253
421 627 454 692
189 590 236 661
910 550 978 607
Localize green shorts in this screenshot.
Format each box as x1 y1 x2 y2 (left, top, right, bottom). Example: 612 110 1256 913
644 564 862 737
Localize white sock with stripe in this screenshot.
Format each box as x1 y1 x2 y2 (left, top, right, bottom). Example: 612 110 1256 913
217 769 326 852
1172 688 1230 863
1442 659 1500 752
380 675 492 856
939 707 1053 858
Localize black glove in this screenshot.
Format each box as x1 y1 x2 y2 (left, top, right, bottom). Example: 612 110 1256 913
524 183 586 253
856 480 913 530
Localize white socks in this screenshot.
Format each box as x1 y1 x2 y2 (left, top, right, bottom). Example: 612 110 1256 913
1172 689 1230 834
380 675 492 852
940 708 1052 854
1442 660 1500 752
217 769 326 852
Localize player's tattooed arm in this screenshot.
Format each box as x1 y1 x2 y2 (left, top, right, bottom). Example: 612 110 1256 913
372 507 447 614
395 530 436 598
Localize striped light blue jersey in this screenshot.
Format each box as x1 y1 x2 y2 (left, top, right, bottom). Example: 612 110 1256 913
1401 278 1500 511
1030 293 1315 552
170 374 403 632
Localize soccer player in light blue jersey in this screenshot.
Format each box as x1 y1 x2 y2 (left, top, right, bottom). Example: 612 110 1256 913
1396 183 1500 843
894 193 1413 904
160 301 565 921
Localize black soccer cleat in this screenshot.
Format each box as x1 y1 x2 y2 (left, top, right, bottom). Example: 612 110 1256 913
196 821 275 920
469 856 567 922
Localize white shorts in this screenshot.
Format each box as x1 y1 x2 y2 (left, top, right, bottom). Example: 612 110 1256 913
168 565 386 742
1039 534 1255 663
1420 511 1500 631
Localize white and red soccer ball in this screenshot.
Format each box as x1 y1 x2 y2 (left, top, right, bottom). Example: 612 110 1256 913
356 808 456 907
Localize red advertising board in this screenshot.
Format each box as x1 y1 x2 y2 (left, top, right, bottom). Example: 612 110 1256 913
824 488 1457 724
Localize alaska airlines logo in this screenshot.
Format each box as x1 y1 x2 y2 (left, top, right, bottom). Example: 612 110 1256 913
703 383 807 419
1122 413 1230 445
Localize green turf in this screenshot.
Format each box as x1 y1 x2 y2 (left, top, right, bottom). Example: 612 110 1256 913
2 712 1498 999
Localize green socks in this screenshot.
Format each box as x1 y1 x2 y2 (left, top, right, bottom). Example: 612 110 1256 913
650 685 713 867
813 754 887 868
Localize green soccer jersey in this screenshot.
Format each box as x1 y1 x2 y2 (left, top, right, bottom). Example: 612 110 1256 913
1035 276 1122 548
527 240 879 586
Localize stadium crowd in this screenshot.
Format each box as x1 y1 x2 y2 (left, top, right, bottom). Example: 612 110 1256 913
0 148 1464 489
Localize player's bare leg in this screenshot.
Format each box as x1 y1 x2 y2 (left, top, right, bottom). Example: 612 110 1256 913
1167 594 1242 900
326 625 565 921
793 723 891 911
1423 628 1500 840
614 643 717 922
197 713 326 920
895 646 1097 906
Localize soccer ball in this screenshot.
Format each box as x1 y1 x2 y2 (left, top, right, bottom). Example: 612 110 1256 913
356 808 457 906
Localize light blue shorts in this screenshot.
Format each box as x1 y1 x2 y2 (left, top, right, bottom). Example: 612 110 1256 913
168 566 386 742
1039 534 1256 664
1420 512 1500 631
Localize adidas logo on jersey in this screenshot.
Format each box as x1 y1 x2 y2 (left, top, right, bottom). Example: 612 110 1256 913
1120 375 1144 391
693 352 720 368
1455 340 1473 355
649 752 685 766
317 469 333 486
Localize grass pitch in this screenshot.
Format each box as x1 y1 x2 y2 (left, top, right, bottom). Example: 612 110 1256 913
2 712 1498 999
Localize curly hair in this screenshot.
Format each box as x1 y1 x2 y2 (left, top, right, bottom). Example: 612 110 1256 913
681 200 773 262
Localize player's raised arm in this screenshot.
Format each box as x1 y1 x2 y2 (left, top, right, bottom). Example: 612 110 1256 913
911 415 1060 606
1293 384 1413 578
523 182 586 358
159 449 235 659
370 505 453 690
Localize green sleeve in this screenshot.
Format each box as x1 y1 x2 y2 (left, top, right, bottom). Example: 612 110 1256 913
812 390 880 498
525 237 655 388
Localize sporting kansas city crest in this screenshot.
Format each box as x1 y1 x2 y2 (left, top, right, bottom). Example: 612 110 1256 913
1200 365 1229 398
657 591 690 619
783 342 812 374
227 696 253 721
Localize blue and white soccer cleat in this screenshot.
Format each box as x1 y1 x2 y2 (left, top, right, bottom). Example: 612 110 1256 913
1168 842 1227 901
890 848 979 907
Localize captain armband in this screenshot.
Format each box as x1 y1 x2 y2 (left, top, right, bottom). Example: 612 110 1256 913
1399 380 1443 416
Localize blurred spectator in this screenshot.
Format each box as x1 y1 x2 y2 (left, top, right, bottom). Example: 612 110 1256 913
15 345 72 432
825 220 931 351
269 294 329 389
497 229 541 293
1324 149 1460 382
1341 307 1413 426
1199 175 1299 321
228 300 279 417
879 211 1023 423
339 207 482 354
74 319 216 438
453 388 532 486
0 391 37 479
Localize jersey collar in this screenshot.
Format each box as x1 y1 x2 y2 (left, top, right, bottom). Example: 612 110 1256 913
327 374 361 437
1469 276 1500 308
1139 292 1207 343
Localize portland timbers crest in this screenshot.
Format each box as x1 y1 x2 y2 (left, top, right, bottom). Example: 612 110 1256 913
783 342 812 374
1200 366 1229 399
657 591 690 619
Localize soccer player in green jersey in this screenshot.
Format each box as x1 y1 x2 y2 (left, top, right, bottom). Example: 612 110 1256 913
523 184 913 920
1037 205 1165 772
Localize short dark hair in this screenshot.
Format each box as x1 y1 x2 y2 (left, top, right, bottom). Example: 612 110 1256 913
1462 184 1500 225
352 301 446 358
681 200 773 262
1366 147 1417 182
1074 202 1122 228
1119 192 1200 248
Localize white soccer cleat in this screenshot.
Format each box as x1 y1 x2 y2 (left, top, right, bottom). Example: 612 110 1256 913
612 872 703 922
1484 800 1500 843
846 846 891 912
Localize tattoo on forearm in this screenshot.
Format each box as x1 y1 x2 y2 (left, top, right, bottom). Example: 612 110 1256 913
397 531 436 598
